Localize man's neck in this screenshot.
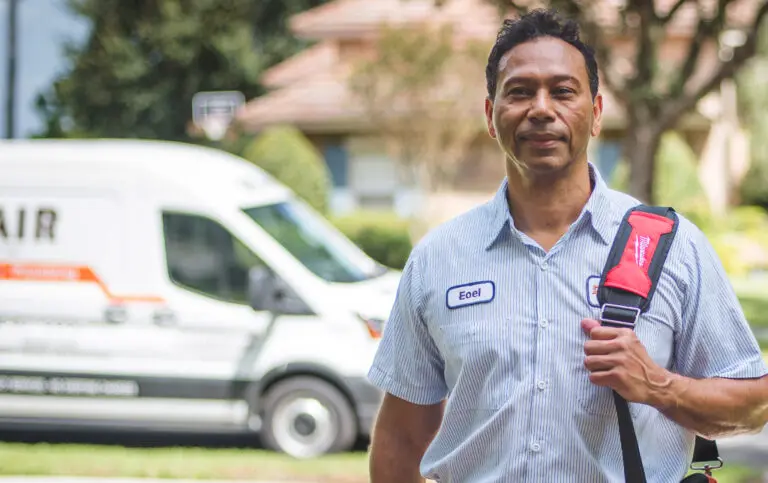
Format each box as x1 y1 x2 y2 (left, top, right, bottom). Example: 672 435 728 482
505 161 593 250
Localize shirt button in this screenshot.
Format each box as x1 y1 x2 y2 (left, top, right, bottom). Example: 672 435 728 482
540 261 549 271
530 442 541 452
538 319 548 328
537 380 547 390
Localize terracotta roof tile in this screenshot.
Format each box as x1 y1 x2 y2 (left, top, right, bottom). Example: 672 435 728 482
236 70 368 132
290 0 760 39
240 0 753 131
261 41 338 89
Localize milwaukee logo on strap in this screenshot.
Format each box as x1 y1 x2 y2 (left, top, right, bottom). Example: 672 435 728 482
603 212 674 299
634 235 651 268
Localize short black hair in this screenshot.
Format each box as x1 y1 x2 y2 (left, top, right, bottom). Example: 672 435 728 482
485 9 599 100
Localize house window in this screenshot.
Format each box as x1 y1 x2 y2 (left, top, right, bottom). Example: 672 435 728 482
349 154 398 210
323 144 349 188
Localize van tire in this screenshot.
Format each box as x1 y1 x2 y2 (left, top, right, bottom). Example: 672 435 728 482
260 376 357 458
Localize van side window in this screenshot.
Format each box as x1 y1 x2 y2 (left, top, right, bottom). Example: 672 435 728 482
162 212 265 304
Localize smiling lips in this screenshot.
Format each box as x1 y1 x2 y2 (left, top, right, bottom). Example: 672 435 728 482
518 131 566 148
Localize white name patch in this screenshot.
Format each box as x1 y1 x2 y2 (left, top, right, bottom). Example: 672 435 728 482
446 281 495 309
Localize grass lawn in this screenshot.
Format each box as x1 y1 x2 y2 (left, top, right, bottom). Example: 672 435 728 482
699 465 765 483
0 443 369 482
1 443 764 482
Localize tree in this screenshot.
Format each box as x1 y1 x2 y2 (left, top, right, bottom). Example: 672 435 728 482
737 19 768 209
240 125 331 213
347 23 489 193
476 0 768 204
34 0 328 140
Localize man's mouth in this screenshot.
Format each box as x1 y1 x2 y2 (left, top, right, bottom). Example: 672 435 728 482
518 133 566 148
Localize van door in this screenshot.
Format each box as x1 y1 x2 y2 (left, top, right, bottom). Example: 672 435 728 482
142 211 275 424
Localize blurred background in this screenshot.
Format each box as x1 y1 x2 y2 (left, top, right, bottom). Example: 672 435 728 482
1 0 768 482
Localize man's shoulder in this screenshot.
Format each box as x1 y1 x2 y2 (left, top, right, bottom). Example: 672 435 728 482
603 186 703 240
601 187 709 276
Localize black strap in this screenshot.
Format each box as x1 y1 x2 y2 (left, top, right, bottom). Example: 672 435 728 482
598 205 721 482
613 391 647 483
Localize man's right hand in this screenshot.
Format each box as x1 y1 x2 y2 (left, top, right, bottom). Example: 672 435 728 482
369 392 444 483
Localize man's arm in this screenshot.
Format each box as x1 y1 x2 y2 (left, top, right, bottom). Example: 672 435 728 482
656 373 768 439
582 318 768 439
366 247 448 481
369 394 444 483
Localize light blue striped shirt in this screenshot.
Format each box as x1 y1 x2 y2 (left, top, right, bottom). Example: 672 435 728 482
368 163 768 482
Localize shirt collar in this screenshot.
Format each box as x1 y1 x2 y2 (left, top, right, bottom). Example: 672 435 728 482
483 162 617 250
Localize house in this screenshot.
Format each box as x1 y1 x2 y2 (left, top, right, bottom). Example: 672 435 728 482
235 0 758 223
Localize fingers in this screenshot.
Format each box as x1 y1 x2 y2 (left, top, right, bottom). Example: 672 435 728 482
584 339 621 356
589 326 633 341
584 354 617 372
580 318 601 334
581 318 633 340
588 370 616 387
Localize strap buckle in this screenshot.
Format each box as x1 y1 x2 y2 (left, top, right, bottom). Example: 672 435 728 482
600 303 641 329
690 457 724 474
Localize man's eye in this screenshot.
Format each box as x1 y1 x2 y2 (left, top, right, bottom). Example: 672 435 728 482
508 88 530 97
553 87 575 96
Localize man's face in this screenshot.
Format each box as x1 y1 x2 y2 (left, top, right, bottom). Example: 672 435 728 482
484 36 602 176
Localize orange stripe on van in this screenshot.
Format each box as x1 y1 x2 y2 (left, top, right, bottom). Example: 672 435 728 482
0 263 165 304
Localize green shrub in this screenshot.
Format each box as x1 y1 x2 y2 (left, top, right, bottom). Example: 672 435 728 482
739 145 768 210
331 211 413 270
240 125 331 213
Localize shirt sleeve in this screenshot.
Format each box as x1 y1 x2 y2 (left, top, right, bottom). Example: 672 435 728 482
674 225 768 380
367 247 448 405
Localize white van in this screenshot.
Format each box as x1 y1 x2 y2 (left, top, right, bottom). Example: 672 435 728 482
0 138 399 458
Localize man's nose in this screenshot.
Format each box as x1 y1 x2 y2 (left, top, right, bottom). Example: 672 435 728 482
528 91 555 123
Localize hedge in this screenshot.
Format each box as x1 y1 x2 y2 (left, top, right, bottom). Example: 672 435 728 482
240 125 331 214
331 211 413 270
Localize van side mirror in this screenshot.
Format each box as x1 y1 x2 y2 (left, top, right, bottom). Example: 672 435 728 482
247 266 313 316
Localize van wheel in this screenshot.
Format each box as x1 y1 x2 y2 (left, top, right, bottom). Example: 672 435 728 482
260 376 357 458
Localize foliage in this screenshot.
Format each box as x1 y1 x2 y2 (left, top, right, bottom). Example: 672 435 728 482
34 0 329 140
476 0 768 203
611 132 707 217
240 125 331 214
611 132 768 277
737 21 768 209
331 211 413 270
348 22 489 192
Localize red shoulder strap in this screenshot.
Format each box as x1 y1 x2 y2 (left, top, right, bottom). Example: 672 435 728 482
597 204 679 321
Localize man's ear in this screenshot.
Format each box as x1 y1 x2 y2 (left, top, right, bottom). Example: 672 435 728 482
485 97 496 139
591 92 603 137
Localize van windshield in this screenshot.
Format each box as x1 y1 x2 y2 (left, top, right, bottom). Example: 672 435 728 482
243 200 388 283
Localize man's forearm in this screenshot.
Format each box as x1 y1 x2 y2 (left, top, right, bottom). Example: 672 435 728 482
650 372 768 439
368 397 443 483
369 425 426 483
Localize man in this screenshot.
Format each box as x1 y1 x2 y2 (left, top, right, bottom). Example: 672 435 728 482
366 8 768 483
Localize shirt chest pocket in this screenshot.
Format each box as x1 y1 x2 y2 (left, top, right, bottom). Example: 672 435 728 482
434 306 517 410
577 313 675 417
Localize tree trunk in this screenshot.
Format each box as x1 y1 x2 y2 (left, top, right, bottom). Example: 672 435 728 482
624 107 663 204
